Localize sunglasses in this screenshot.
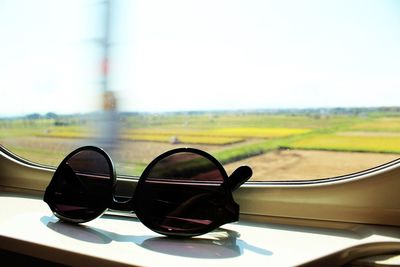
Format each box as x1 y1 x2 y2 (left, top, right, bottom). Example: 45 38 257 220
43 146 252 237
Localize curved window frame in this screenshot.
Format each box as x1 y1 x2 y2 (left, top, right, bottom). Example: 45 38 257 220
1 145 399 228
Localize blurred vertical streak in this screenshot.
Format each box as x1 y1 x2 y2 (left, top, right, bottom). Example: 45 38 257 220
101 0 111 94
96 0 120 156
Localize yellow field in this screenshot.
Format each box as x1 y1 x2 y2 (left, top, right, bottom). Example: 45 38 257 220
292 133 400 153
34 123 400 153
206 127 310 138
129 127 310 138
37 127 94 139
121 127 310 145
351 117 400 132
38 126 310 145
120 133 243 145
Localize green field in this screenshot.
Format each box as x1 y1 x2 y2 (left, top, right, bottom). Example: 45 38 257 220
1 111 400 178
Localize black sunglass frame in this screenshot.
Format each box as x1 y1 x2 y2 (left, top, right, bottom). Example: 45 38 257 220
44 146 252 237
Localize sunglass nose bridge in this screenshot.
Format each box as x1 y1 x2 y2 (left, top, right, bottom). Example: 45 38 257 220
225 165 252 192
109 196 134 211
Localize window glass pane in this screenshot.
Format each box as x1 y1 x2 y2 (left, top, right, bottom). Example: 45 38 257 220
1 0 399 181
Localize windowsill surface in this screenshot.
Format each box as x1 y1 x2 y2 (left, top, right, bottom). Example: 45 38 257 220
1 193 400 267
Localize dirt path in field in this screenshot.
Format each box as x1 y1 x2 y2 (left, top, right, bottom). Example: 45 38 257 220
224 149 400 181
113 140 400 181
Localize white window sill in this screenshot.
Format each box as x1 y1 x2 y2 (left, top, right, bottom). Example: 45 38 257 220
0 193 400 267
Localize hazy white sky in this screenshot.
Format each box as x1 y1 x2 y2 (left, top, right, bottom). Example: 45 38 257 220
1 0 399 116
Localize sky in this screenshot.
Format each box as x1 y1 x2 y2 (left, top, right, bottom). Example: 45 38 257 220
0 0 400 117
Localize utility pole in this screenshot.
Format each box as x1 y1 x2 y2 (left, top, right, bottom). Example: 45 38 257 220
98 0 119 152
101 0 110 95
101 0 116 111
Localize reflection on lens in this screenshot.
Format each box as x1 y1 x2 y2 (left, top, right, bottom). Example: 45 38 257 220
50 148 113 222
146 152 224 181
135 150 230 236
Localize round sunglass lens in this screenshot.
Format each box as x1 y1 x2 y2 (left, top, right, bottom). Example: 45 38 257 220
135 150 228 236
49 148 114 222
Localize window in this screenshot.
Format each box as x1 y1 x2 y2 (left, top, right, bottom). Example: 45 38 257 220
1 3 400 265
0 0 399 183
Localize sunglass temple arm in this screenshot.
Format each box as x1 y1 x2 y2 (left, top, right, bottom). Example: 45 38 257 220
225 165 252 192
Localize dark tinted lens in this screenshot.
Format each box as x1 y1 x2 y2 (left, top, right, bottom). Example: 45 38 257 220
145 152 224 181
49 148 113 222
135 151 231 236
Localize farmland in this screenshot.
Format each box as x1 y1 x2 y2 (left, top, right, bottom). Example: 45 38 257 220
1 109 400 181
